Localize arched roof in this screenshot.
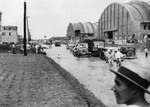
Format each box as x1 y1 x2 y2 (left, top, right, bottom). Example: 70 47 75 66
82 23 89 33
92 23 98 31
124 3 150 22
72 23 80 30
67 22 98 35
86 23 94 33
101 1 150 22
129 0 150 12
67 23 79 32
87 22 95 32
78 22 85 33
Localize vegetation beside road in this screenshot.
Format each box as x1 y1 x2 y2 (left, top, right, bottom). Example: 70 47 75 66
44 55 108 107
0 53 87 107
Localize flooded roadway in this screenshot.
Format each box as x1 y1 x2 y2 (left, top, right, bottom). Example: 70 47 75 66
44 44 150 107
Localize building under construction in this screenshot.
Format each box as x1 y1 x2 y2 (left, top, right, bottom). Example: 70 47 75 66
98 0 150 44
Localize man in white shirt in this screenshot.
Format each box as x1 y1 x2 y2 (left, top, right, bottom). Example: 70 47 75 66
144 47 148 58
114 49 123 66
35 44 39 54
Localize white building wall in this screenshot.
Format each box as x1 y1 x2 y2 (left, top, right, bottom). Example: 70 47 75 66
1 26 18 43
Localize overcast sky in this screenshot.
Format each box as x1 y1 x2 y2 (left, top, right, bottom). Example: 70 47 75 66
0 0 134 39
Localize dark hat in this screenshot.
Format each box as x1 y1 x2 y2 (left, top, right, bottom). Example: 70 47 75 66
110 61 150 94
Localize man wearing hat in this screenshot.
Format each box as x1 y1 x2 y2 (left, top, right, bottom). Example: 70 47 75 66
110 61 150 107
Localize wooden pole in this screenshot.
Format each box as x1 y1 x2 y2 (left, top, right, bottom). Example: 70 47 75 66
23 2 27 56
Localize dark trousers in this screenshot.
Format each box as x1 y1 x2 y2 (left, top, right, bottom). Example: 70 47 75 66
12 48 16 54
145 52 148 58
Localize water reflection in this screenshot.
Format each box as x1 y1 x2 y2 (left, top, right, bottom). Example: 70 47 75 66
45 45 105 73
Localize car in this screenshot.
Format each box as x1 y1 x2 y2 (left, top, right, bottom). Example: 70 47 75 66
119 45 137 59
55 41 61 46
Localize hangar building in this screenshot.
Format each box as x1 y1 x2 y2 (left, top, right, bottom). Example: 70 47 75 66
66 22 98 42
98 1 150 44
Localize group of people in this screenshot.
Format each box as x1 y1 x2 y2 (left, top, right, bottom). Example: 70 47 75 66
10 43 44 54
35 44 44 54
105 48 124 67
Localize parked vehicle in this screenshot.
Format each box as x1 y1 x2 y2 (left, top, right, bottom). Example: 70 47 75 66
55 41 61 47
72 42 90 57
85 38 106 59
119 45 137 59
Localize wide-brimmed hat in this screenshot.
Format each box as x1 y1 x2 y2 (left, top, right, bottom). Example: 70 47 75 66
110 61 150 94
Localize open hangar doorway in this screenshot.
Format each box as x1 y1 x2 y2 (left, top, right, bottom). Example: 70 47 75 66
104 31 114 42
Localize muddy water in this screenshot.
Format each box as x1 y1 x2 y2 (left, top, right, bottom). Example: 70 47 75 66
44 44 150 107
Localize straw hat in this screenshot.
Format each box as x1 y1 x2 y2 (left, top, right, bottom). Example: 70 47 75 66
110 61 150 94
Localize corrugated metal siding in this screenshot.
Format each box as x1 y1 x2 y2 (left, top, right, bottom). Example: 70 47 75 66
87 22 95 33
82 23 89 33
78 22 85 33
93 23 98 32
72 23 80 30
86 23 94 34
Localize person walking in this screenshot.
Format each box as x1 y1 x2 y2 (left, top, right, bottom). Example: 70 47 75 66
110 61 150 107
35 44 39 54
144 47 149 58
107 49 114 67
114 49 123 66
12 43 16 54
104 49 109 63
57 54 61 59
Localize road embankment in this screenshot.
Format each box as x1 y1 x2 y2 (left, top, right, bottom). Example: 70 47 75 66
43 55 108 107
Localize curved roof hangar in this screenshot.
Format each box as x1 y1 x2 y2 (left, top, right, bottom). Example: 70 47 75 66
66 22 98 37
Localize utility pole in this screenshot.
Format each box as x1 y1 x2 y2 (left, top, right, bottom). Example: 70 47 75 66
23 1 27 56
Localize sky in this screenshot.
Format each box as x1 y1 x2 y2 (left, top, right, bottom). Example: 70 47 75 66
0 0 135 39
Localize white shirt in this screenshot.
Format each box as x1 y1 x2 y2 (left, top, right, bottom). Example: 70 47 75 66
12 44 15 48
115 51 123 59
145 48 148 53
35 45 39 49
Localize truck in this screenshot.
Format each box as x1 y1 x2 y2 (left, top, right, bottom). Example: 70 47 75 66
85 38 106 59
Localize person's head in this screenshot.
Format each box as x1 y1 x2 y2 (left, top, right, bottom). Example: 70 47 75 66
110 61 150 106
109 49 112 54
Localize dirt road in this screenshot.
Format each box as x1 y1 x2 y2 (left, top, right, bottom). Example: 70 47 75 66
0 53 89 107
